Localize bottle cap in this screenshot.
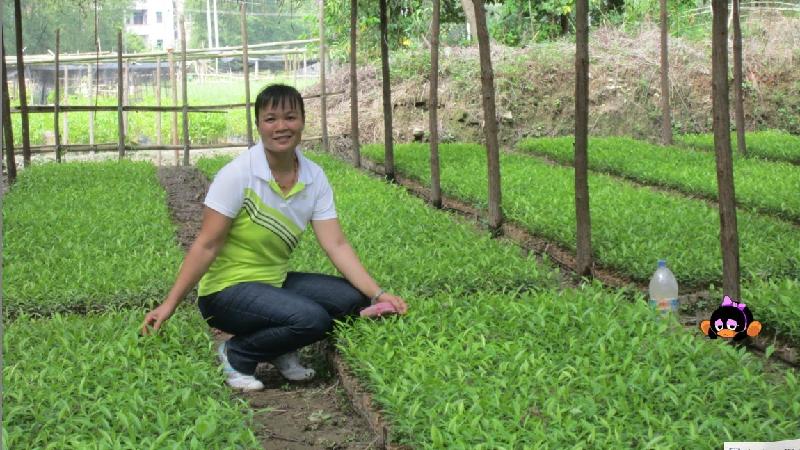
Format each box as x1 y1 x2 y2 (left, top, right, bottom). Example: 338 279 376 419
658 259 666 268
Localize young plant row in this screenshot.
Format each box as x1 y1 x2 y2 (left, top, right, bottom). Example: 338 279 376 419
2 310 260 449
197 153 560 300
3 161 185 317
516 136 800 222
675 130 800 165
361 143 800 335
337 286 800 448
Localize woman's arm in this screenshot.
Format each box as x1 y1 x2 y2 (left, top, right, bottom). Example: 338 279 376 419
141 207 233 334
312 218 408 314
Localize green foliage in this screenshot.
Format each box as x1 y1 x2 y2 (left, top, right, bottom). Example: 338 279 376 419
675 131 800 165
2 310 260 449
196 152 560 299
184 0 313 49
2 161 184 316
338 286 800 448
2 0 133 54
361 143 800 289
739 277 800 342
517 136 800 221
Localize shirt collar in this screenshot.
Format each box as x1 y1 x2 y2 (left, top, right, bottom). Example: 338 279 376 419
250 143 314 185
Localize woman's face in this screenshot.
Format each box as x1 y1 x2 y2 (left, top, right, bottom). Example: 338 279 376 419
257 101 304 154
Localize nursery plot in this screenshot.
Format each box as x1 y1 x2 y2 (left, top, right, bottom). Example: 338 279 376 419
2 309 260 449
361 144 800 317
197 154 560 299
675 130 800 165
336 286 800 449
517 136 800 222
2 161 184 317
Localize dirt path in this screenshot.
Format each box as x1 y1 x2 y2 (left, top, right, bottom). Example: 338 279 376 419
156 165 377 450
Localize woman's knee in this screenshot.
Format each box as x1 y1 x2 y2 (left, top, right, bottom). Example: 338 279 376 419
292 308 332 337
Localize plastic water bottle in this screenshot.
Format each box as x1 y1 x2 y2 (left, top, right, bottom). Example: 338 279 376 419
649 259 679 316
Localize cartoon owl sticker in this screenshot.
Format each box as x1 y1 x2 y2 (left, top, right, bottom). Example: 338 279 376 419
700 296 762 341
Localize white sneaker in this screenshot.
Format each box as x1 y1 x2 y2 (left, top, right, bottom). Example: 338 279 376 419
269 351 316 381
218 342 264 392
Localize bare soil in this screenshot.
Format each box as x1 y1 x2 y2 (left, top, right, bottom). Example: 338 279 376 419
156 165 377 450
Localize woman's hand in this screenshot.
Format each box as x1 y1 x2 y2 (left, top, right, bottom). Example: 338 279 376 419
140 302 178 336
376 292 408 315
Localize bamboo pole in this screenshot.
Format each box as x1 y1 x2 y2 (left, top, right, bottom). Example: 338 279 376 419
2 33 18 183
319 0 329 152
240 3 253 147
88 63 95 151
429 0 442 208
350 0 360 168
14 0 31 166
156 56 162 165
379 0 393 179
473 0 502 232
123 60 129 138
55 29 62 163
181 16 190 166
660 0 673 145
63 62 69 147
732 0 747 156
575 0 592 276
169 48 179 165
117 30 125 160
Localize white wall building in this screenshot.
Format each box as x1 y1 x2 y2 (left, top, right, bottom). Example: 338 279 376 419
125 0 183 51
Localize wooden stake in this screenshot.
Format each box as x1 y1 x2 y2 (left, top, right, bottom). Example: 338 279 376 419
429 0 442 208
575 0 592 277
63 62 69 148
732 0 747 156
319 0 329 152
55 29 62 163
117 30 125 160
180 16 190 166
379 0 393 179
350 0 360 168
472 0 502 232
169 48 179 164
88 63 95 151
660 0 672 145
156 56 162 165
711 0 741 300
240 3 253 147
2 32 18 183
14 0 32 167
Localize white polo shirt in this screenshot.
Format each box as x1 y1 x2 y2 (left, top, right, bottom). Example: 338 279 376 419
198 144 337 296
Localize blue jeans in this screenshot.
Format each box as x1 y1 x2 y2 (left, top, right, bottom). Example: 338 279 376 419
198 272 369 375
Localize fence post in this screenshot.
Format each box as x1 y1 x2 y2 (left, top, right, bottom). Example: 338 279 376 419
88 63 95 152
117 30 125 160
156 56 162 165
319 0 329 152
55 29 62 163
240 2 253 147
169 48 179 165
181 16 190 166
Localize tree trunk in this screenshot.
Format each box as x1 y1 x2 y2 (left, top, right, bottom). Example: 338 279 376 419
460 0 478 43
379 0 395 181
660 0 673 145
560 14 570 35
711 0 741 300
14 0 31 167
732 0 747 156
2 35 18 184
350 0 360 167
319 0 329 152
473 0 503 232
575 0 592 277
430 0 442 209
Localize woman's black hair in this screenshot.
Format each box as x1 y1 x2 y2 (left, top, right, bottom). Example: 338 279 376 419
254 84 305 123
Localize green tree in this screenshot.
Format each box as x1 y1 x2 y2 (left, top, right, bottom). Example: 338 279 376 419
2 0 134 54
